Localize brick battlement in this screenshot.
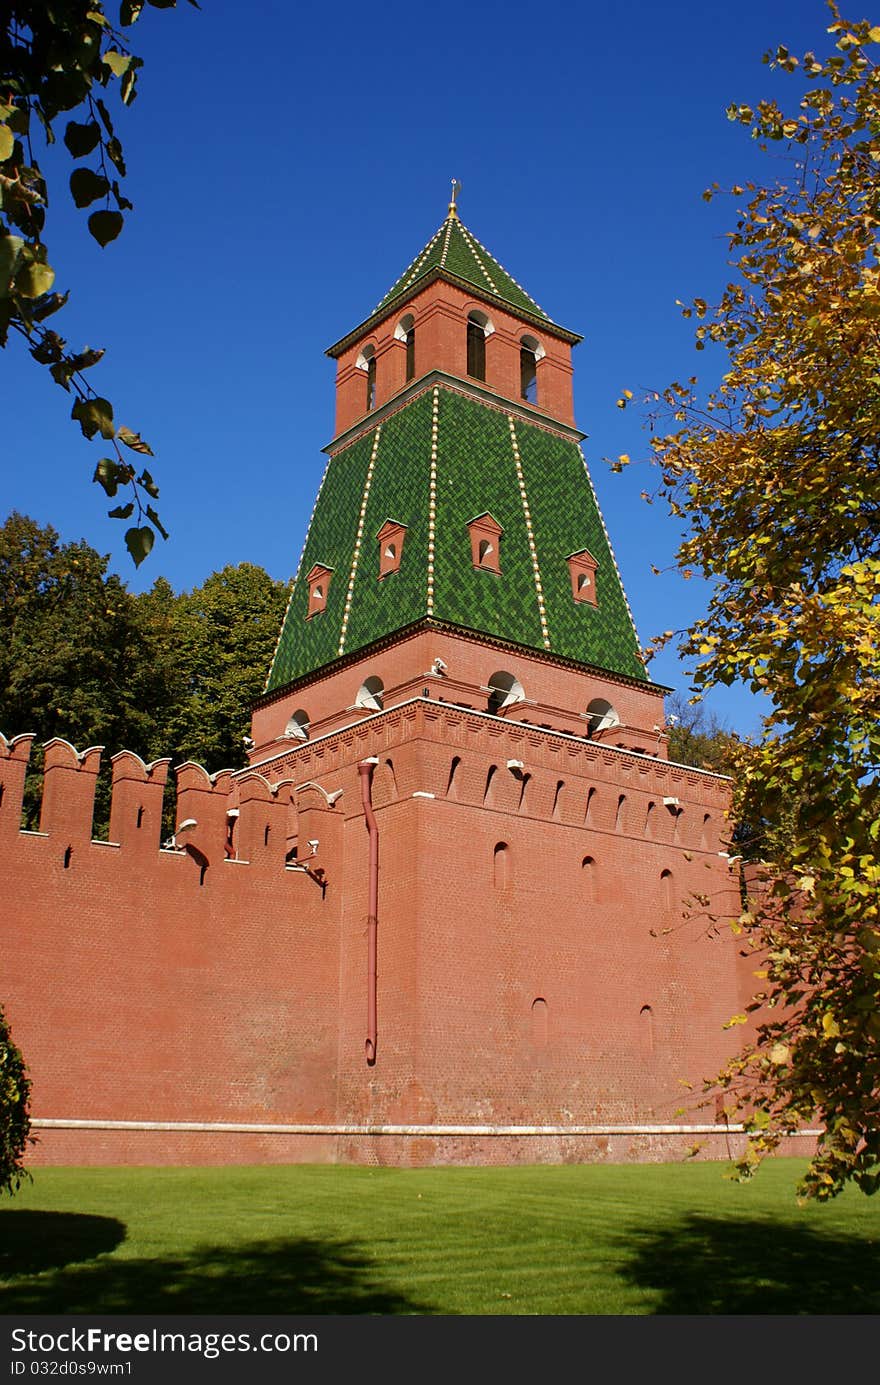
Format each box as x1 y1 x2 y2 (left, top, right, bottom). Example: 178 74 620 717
1 707 747 1169
0 731 344 877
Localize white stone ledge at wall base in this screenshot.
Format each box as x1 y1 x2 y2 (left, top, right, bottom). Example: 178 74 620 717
32 1118 823 1139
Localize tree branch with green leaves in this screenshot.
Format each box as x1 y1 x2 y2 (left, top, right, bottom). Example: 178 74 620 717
1 1 196 565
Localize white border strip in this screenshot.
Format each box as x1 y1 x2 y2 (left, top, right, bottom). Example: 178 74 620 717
33 1118 821 1138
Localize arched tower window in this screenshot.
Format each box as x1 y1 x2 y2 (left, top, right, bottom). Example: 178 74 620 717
395 313 416 382
520 334 541 403
356 344 377 411
467 310 490 380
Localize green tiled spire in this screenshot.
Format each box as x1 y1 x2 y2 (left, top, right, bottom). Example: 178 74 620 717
371 210 563 330
265 385 647 691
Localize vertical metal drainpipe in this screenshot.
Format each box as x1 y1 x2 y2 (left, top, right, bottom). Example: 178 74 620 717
359 758 379 1065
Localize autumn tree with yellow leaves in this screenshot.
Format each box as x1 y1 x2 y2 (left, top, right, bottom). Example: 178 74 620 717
620 5 880 1197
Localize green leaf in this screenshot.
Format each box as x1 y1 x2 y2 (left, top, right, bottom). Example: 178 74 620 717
32 290 69 322
72 396 115 441
16 260 56 298
137 467 160 498
88 210 124 246
120 0 145 22
117 426 153 455
125 525 154 566
120 59 144 106
0 124 14 161
70 168 109 208
145 504 169 540
0 235 23 295
94 457 127 497
108 502 135 519
63 120 101 158
106 137 126 176
103 50 133 78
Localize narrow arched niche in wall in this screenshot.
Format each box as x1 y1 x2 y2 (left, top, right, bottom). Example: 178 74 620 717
373 758 397 806
660 868 675 913
615 794 628 832
639 1004 655 1056
644 801 656 837
484 764 498 806
581 855 597 903
446 756 461 799
584 786 597 825
701 813 712 850
493 841 510 891
530 997 548 1048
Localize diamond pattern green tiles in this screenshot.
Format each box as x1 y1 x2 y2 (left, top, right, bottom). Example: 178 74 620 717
372 214 556 326
267 385 648 691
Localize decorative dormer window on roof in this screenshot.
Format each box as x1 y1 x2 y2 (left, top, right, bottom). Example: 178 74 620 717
567 550 599 606
376 519 407 579
305 564 333 619
468 513 503 574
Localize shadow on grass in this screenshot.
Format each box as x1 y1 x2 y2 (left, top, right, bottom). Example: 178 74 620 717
0 1233 431 1315
617 1213 880 1314
0 1211 127 1276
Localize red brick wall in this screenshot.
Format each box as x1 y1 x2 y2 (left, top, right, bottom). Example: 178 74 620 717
0 706 746 1167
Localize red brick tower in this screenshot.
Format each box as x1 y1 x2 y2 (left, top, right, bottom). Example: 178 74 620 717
246 192 742 1161
0 194 746 1167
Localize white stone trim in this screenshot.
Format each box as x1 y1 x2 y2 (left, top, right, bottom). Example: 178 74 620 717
338 426 382 656
508 415 551 649
427 387 439 615
34 1117 821 1138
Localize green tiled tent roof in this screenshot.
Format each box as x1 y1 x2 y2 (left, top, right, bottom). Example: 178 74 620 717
372 212 556 326
266 386 648 691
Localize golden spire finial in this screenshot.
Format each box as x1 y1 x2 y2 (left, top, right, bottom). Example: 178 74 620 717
448 178 461 220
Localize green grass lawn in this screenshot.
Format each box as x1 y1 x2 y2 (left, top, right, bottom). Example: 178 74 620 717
1 1159 878 1315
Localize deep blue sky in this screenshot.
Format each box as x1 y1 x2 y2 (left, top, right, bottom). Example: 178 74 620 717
3 0 837 735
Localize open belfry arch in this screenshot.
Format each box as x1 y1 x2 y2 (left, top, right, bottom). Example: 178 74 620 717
1 193 757 1166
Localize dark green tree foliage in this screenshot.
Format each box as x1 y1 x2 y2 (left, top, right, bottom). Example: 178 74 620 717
0 513 158 755
0 513 290 827
0 1003 31 1196
665 693 736 778
143 564 291 771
